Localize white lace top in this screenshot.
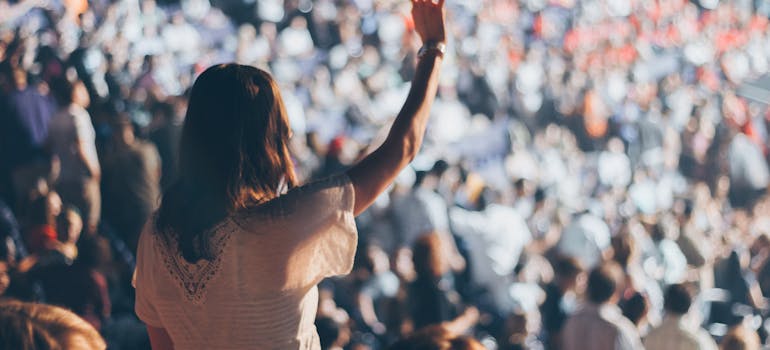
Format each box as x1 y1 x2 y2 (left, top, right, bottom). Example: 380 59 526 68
134 174 357 350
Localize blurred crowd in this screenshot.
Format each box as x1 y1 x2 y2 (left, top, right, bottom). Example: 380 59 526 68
2 0 770 349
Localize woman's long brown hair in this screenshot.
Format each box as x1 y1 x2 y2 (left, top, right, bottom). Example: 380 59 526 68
156 64 297 262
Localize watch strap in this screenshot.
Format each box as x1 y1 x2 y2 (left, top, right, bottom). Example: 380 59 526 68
418 42 447 58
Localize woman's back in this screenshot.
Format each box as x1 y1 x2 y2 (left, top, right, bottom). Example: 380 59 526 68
135 175 356 349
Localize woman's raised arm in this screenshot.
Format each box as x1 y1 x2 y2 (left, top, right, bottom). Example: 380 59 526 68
347 0 446 216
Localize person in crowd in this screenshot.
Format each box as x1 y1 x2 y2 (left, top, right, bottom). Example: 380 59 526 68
647 219 688 286
47 75 101 235
449 182 532 311
33 234 111 331
313 136 352 180
498 310 544 350
392 164 451 246
355 244 400 338
644 283 717 350
1 66 57 206
611 228 663 328
24 203 81 272
561 261 644 350
408 233 479 332
712 249 765 325
726 127 769 209
720 324 761 350
540 256 584 349
0 300 107 350
133 1 448 348
507 253 548 332
555 212 611 269
52 205 83 262
621 292 650 336
101 116 161 252
315 316 350 350
23 191 61 255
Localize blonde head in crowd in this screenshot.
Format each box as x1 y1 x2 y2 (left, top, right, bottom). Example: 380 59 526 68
0 300 107 350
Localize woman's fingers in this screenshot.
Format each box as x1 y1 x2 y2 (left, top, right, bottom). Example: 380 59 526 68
412 0 445 44
412 0 426 31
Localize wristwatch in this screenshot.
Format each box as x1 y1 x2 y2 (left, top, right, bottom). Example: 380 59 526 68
418 41 447 59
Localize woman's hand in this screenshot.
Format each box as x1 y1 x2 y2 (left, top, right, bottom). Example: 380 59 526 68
412 0 446 45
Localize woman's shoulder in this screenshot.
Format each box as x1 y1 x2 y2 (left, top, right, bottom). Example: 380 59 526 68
275 173 353 208
136 214 174 262
233 173 354 223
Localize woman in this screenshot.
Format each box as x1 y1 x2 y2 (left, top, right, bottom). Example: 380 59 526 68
133 1 447 348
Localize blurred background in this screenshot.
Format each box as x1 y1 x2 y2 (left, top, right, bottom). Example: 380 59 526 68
2 0 770 349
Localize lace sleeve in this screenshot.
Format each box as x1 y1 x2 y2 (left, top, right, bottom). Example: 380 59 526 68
229 173 358 289
299 173 358 279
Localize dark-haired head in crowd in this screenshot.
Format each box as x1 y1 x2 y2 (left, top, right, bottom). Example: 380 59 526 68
409 233 456 329
539 256 584 348
644 283 717 350
316 316 350 350
586 262 624 305
560 262 644 350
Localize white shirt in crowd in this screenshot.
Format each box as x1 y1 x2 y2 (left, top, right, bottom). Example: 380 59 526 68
597 150 631 189
556 213 611 269
449 204 532 310
391 187 450 246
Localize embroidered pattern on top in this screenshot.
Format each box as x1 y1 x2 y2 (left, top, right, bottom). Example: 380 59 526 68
155 220 235 305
